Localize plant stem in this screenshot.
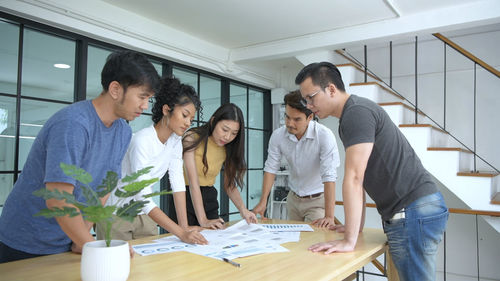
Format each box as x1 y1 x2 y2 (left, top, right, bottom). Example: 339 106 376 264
105 220 112 247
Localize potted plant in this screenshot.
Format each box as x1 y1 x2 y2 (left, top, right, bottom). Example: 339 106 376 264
33 162 169 281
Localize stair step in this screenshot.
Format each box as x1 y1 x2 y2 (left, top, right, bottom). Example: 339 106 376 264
379 102 426 116
336 63 382 82
457 172 499 178
399 124 447 134
350 82 403 101
427 147 472 153
492 193 500 205
334 50 364 69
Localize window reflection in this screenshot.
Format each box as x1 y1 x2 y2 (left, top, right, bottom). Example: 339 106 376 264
173 67 197 89
18 100 67 169
199 75 220 122
249 89 264 129
229 175 248 217
230 83 247 124
21 29 75 102
0 96 16 168
0 20 19 95
86 45 113 100
248 129 263 169
248 170 263 210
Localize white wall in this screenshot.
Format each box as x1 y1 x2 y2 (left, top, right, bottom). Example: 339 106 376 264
343 31 500 172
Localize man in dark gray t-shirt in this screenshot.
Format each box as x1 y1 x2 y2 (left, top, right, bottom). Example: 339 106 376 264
295 62 448 281
339 95 437 221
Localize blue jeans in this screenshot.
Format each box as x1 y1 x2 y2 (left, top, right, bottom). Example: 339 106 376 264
383 192 448 281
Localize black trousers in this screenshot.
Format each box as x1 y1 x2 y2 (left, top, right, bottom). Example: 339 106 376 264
169 185 220 226
0 241 45 264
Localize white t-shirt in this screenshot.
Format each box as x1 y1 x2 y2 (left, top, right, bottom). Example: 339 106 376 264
106 125 185 215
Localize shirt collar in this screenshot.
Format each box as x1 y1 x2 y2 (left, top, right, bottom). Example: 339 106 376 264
285 121 316 141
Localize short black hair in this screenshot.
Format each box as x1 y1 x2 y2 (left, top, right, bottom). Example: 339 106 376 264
295 62 345 91
284 90 314 118
151 76 202 124
101 50 160 94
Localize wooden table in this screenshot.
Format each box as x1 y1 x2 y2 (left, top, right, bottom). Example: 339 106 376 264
0 220 393 281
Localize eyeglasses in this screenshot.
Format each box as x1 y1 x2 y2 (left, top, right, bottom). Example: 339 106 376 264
300 90 320 107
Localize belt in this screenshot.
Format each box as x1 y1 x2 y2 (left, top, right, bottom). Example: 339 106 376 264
293 191 323 199
390 208 405 220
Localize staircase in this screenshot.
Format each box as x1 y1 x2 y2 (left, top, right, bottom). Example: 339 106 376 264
336 63 500 232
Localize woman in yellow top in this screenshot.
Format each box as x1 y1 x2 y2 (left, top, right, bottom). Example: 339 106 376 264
171 103 257 229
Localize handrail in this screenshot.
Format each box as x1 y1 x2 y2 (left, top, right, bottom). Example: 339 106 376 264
335 48 500 174
433 33 500 79
335 201 500 217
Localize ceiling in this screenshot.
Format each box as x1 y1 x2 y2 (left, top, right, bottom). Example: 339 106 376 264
101 0 485 49
0 0 499 90
97 0 500 87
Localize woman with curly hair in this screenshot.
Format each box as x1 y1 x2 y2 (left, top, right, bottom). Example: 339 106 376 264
97 77 207 244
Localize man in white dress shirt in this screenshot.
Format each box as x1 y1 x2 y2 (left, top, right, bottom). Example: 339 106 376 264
253 91 340 226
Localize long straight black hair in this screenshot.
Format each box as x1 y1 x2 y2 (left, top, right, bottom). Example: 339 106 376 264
183 103 246 191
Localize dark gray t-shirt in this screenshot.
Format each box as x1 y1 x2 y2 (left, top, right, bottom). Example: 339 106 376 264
339 95 437 220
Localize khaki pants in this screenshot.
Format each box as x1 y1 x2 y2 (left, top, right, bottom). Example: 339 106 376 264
286 191 325 222
96 214 158 241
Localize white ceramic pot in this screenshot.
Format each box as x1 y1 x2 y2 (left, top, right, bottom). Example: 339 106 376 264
81 240 130 281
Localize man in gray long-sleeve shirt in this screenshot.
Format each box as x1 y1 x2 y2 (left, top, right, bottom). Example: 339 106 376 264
252 91 340 227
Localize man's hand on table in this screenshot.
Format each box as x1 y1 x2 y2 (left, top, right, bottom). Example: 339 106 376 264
311 217 336 228
251 202 268 220
308 239 355 254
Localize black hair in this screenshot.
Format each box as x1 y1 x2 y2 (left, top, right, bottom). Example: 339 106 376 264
183 103 246 191
284 90 314 118
151 76 202 124
101 50 160 94
295 62 345 91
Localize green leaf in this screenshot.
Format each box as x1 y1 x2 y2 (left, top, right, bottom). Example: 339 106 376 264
60 163 93 185
121 166 154 183
32 188 86 209
81 185 101 207
81 205 116 224
114 178 159 198
122 178 159 193
33 163 167 248
143 190 172 198
115 200 147 223
34 207 80 218
96 171 119 197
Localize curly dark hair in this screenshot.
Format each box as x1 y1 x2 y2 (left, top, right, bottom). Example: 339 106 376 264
151 76 202 124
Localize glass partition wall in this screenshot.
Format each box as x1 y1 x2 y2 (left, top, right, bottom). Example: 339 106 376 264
0 12 271 222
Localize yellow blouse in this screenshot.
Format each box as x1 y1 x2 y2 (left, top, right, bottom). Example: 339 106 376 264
184 136 226 186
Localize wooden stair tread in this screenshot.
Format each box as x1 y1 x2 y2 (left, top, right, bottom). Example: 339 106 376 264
336 63 383 82
350 81 403 100
336 63 358 68
399 124 447 134
334 50 364 69
378 102 426 116
492 193 500 205
427 147 472 153
457 172 498 178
